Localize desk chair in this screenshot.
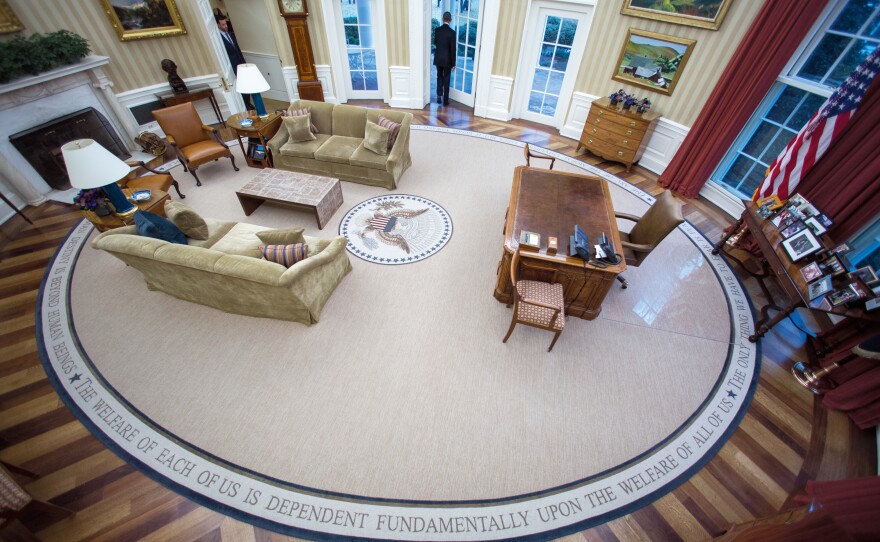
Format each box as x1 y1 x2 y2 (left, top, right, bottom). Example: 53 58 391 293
503 248 566 352
121 160 185 199
152 102 238 187
523 143 555 169
614 190 684 289
793 333 880 394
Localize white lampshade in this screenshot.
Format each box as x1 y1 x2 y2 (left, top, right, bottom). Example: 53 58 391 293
235 63 270 93
61 139 131 189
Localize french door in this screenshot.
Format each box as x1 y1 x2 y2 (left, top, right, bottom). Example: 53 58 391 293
433 0 482 107
516 3 592 127
338 0 382 99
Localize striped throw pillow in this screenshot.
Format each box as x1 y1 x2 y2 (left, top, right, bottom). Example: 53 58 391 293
286 107 318 133
261 243 309 267
377 116 401 150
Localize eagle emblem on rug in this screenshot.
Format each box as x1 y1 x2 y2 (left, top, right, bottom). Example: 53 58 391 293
340 195 453 265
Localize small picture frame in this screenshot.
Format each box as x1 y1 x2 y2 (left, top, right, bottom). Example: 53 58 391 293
804 216 827 236
782 228 822 262
809 295 832 311
757 194 784 211
788 194 808 208
780 221 806 239
800 262 823 283
817 214 833 228
866 297 880 311
808 275 833 300
799 203 820 218
821 254 847 276
829 243 851 255
850 266 878 286
849 281 869 299
828 287 859 307
519 230 541 251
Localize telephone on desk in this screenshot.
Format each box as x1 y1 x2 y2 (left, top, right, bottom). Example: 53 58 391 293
570 226 619 264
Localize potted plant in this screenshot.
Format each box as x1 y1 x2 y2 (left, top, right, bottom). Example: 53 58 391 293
609 89 627 106
74 188 112 216
0 30 90 84
637 98 652 114
623 95 638 110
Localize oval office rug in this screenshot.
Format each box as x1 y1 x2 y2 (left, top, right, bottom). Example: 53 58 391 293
38 126 760 541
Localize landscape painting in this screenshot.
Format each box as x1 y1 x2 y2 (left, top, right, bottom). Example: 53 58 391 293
99 0 186 41
612 29 695 96
621 0 734 30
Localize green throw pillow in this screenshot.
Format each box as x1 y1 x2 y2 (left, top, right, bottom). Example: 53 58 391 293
256 227 305 246
283 114 316 143
164 200 209 240
364 120 390 156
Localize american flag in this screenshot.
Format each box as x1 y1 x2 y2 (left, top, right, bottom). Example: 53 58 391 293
369 216 397 232
754 44 880 201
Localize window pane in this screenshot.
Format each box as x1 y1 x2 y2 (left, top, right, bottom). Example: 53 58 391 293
360 26 374 48
868 12 880 37
797 33 851 84
364 70 378 91
740 164 767 197
827 38 877 86
552 45 571 71
345 24 359 45
559 18 577 47
721 155 754 192
457 42 465 59
539 44 554 68
542 94 558 116
351 71 365 91
471 0 480 12
356 0 371 24
787 93 826 129
532 68 549 92
467 20 477 46
830 0 871 33
528 92 543 114
543 16 560 43
759 130 795 163
464 69 473 93
362 49 376 70
766 86 806 124
348 51 363 70
547 71 564 96
742 121 781 158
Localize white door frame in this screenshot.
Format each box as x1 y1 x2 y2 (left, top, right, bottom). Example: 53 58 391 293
324 0 390 102
195 0 246 115
473 0 502 118
447 0 485 107
511 0 595 128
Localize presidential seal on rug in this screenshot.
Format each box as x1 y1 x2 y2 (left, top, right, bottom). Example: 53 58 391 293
340 195 452 264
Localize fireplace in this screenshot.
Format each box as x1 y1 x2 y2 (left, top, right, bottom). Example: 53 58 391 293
10 108 131 190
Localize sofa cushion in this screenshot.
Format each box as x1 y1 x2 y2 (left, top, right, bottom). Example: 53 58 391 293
164 200 209 240
293 100 334 134
209 222 268 258
377 116 401 149
350 142 390 170
262 243 309 267
363 121 390 156
285 107 317 133
279 133 331 159
134 211 187 245
283 115 316 143
256 227 305 245
314 135 363 165
187 219 235 249
331 104 367 138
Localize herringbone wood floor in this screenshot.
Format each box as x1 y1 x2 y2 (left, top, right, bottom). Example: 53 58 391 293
0 101 875 541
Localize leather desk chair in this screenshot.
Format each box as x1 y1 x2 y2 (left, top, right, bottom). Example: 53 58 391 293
503 248 566 352
152 102 238 187
614 190 684 289
120 160 185 199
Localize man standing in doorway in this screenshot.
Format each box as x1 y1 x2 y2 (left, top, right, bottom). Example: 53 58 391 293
433 11 456 106
216 14 253 111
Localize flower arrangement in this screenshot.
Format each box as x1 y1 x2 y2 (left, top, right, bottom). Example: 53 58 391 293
74 188 112 215
623 95 638 109
609 89 628 106
637 98 652 114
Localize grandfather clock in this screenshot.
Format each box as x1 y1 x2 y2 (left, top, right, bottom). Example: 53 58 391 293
277 0 324 101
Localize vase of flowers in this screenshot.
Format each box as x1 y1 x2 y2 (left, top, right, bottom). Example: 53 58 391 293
74 188 112 216
637 98 652 114
609 89 627 106
623 96 637 110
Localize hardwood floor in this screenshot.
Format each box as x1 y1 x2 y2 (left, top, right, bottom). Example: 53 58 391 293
0 101 875 541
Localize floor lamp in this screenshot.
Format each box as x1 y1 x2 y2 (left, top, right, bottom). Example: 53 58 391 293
61 139 135 218
235 63 270 118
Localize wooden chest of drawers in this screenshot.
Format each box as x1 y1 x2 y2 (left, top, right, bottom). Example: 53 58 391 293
577 97 660 171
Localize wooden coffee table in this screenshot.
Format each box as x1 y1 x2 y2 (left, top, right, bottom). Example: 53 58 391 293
235 169 343 229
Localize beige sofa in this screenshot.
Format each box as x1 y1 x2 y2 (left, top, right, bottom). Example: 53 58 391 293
92 218 352 324
267 100 412 190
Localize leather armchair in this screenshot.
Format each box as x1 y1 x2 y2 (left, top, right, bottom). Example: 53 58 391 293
120 160 185 199
152 103 238 186
614 190 684 288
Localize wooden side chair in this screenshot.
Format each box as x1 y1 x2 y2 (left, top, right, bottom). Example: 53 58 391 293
523 143 555 169
503 248 566 352
614 190 684 289
152 102 238 187
120 160 185 199
0 463 73 539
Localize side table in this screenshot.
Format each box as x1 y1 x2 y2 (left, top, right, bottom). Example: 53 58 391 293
228 112 283 169
80 188 170 232
157 86 224 126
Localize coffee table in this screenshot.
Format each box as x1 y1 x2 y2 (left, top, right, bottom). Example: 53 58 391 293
236 169 343 229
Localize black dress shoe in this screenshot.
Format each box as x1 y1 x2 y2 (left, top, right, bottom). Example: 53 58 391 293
443 100 450 106
437 96 443 104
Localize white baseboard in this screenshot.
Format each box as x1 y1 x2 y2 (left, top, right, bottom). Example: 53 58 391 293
474 75 513 121
700 180 746 218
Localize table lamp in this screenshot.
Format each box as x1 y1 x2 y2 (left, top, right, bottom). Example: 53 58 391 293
61 139 136 218
235 63 270 118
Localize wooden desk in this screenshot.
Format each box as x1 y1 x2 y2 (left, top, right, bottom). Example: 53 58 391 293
494 166 626 320
227 112 282 169
158 86 224 127
714 200 879 342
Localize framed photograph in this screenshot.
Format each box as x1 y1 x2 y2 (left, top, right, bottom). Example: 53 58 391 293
612 29 696 96
830 243 851 255
821 254 847 276
817 214 833 228
849 281 869 299
866 297 880 311
850 266 879 286
788 194 808 208
799 203 820 217
99 0 187 41
828 287 859 307
809 295 832 311
780 221 806 239
0 0 23 34
782 228 822 262
800 262 823 283
808 275 833 300
757 194 784 211
620 0 733 30
804 216 827 236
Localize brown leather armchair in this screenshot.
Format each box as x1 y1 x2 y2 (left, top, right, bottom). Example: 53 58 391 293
120 160 185 199
614 190 684 288
152 102 238 186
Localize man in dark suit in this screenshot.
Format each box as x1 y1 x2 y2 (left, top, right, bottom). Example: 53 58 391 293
216 14 253 111
433 11 456 106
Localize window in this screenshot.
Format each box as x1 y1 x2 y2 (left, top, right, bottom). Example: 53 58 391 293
527 15 578 117
712 0 880 199
342 0 378 92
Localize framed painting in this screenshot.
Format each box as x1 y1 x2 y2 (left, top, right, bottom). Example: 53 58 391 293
621 0 734 31
0 0 23 34
99 0 186 41
612 29 695 96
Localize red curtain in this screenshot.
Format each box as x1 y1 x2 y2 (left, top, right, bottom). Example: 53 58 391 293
814 321 880 429
657 0 827 198
797 79 880 240
795 477 880 541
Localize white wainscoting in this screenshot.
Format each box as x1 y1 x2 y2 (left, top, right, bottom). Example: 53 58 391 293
474 75 513 121
115 75 226 135
283 65 336 104
243 52 287 102
389 66 420 109
561 92 689 176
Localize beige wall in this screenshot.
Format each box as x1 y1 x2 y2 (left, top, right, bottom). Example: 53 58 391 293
575 0 763 126
493 0 529 77
7 0 217 93
386 0 410 67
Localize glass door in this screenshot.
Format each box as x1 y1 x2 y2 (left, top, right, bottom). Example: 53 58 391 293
341 0 380 99
449 0 481 107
